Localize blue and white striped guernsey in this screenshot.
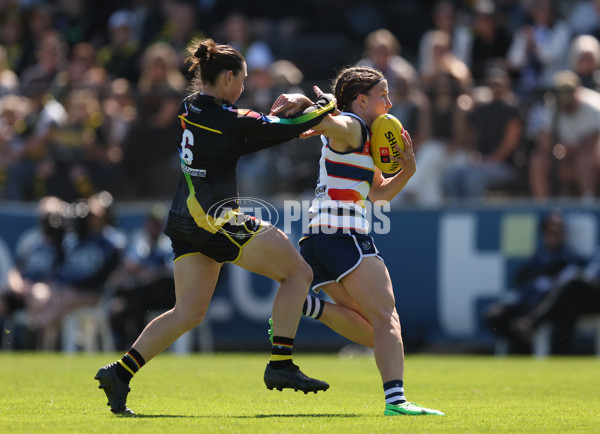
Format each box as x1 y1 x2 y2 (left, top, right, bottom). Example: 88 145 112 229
307 112 375 234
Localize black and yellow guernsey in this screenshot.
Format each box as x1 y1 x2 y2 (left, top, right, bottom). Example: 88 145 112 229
164 92 336 243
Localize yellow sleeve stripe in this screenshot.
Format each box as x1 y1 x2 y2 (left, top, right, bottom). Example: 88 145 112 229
178 115 223 134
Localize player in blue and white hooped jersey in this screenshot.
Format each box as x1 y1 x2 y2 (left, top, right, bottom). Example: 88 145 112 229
273 66 444 416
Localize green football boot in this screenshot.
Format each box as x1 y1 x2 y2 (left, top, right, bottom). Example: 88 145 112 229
384 402 445 416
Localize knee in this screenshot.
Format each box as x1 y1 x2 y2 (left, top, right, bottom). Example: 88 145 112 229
283 259 313 288
173 303 208 330
370 305 401 331
298 261 313 286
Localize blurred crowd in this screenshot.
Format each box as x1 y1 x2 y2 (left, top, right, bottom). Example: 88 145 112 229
1 0 600 204
4 0 600 353
0 192 176 351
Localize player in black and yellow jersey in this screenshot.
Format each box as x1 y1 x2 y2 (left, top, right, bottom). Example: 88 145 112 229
94 38 335 414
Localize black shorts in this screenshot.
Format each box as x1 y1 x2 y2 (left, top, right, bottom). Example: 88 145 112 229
170 215 263 263
299 232 383 292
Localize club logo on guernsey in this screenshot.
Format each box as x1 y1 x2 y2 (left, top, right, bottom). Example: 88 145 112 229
361 240 372 251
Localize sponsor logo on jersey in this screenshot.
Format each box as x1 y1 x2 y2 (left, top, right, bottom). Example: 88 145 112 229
181 165 206 177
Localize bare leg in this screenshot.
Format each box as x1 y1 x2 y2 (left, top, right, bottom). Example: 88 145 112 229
132 253 221 361
340 257 404 382
319 282 374 347
235 225 312 339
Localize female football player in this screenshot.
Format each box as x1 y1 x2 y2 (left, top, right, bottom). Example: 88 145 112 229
272 66 444 416
94 38 335 414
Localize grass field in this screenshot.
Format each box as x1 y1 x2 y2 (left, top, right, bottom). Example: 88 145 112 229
0 352 599 433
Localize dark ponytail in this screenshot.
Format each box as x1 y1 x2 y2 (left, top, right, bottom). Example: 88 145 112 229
186 38 245 92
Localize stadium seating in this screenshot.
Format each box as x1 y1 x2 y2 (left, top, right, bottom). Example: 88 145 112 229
531 316 600 358
61 302 115 353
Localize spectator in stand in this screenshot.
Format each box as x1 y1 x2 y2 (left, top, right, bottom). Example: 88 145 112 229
136 42 187 110
0 196 66 349
0 94 30 198
6 77 68 201
444 66 525 200
567 0 600 37
29 193 124 350
153 0 204 73
16 4 56 76
19 30 68 98
120 42 185 199
469 0 513 84
419 30 472 91
101 78 138 188
512 245 600 354
486 210 585 353
222 12 274 73
108 205 175 350
568 34 600 92
79 65 110 100
529 71 600 200
129 0 165 49
97 10 140 83
387 68 429 158
357 28 420 94
36 88 115 201
53 0 92 48
395 64 473 205
506 0 571 100
49 42 97 103
496 0 528 34
418 0 472 73
0 7 25 75
587 0 600 42
0 44 18 97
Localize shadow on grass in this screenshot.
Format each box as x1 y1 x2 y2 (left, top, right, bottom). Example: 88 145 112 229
248 414 360 418
126 414 199 419
129 413 360 419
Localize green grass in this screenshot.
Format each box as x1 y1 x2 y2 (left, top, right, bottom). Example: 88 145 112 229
0 353 599 433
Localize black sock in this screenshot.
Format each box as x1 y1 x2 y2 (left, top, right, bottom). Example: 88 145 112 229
269 336 294 369
115 348 146 383
383 379 406 405
302 295 324 320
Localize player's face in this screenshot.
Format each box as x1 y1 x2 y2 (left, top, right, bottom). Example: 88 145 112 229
228 62 247 104
365 80 392 117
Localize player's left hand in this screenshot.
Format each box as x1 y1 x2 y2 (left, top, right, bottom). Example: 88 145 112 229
270 93 312 117
313 86 339 115
391 129 416 177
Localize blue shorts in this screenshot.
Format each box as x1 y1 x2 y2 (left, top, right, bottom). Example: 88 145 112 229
299 232 383 292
